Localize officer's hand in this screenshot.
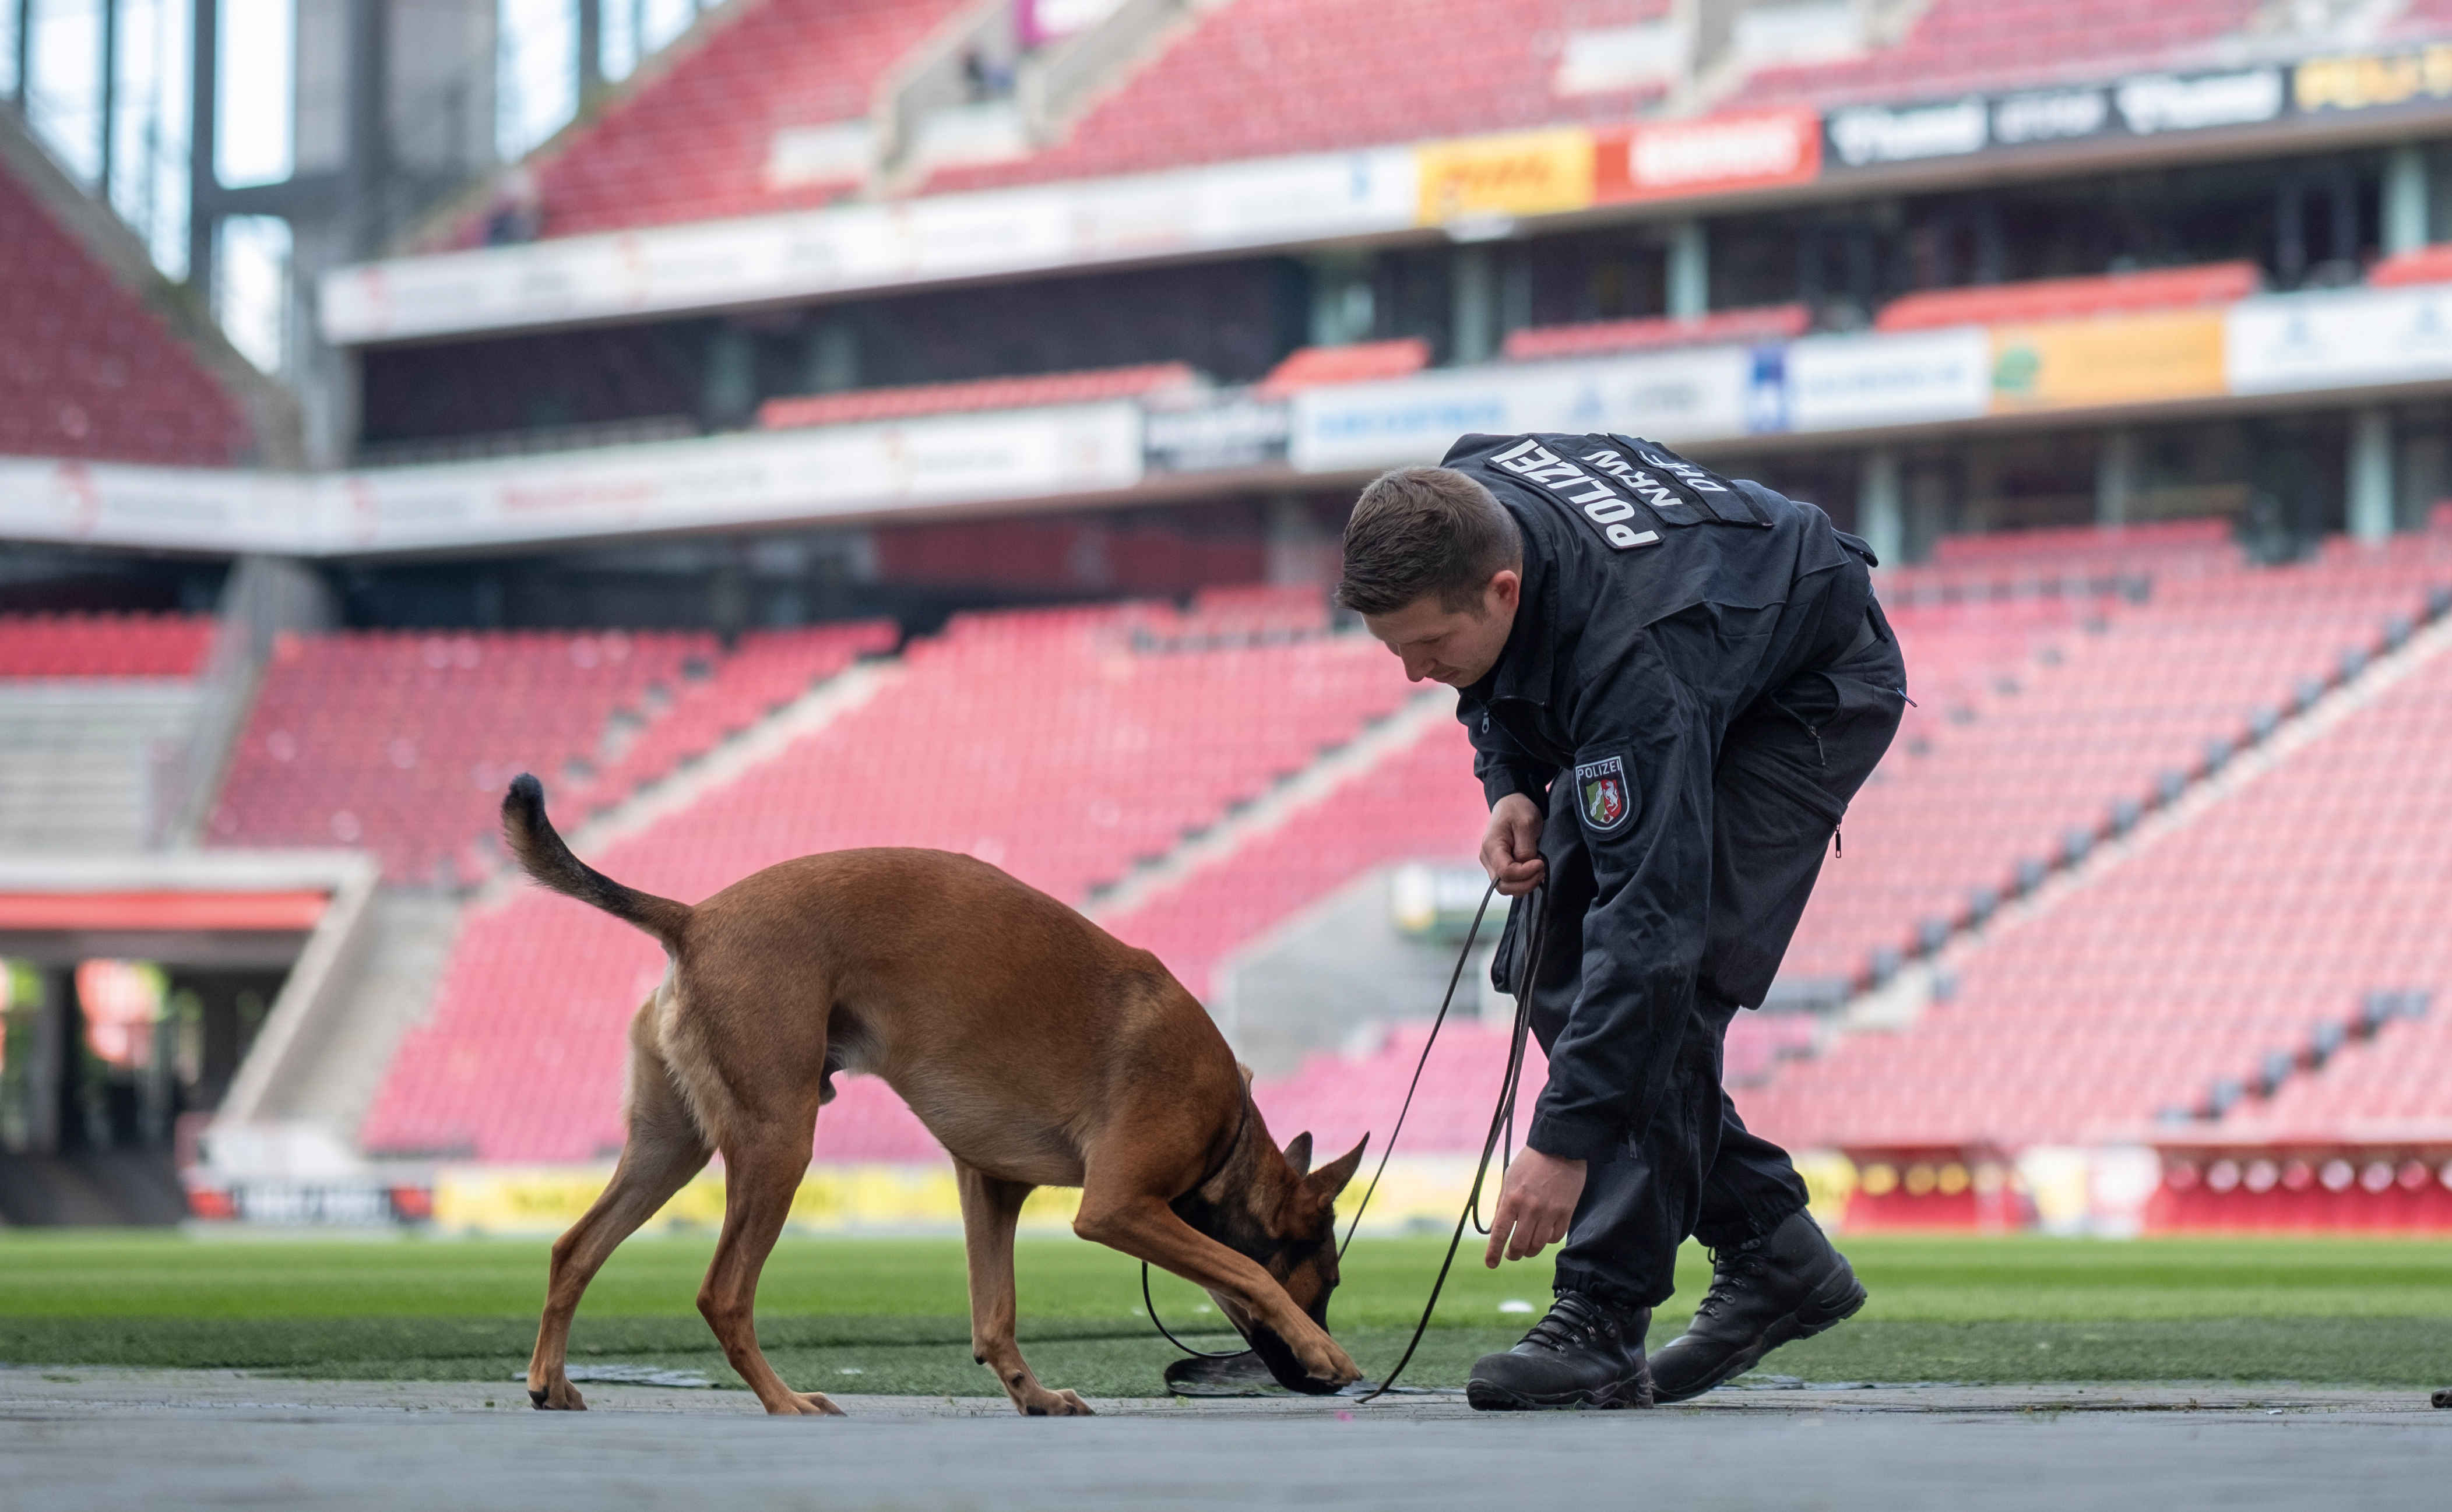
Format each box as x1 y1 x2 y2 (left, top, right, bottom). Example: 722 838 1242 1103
1479 794 1546 897
1484 1147 1585 1267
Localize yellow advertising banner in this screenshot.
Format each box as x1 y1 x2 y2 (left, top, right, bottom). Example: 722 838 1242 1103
1987 310 2227 413
1415 128 1595 224
2296 43 2452 114
432 1164 1070 1236
433 1155 1859 1238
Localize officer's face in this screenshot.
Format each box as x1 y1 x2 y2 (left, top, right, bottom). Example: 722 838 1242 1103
1362 570 1520 687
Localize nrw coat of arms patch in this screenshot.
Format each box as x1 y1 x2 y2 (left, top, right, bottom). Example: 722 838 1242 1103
1575 755 1634 835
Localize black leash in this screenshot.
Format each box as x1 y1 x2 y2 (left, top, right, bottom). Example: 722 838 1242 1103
1334 881 1501 1257
1357 880 1548 1404
1142 878 1552 1400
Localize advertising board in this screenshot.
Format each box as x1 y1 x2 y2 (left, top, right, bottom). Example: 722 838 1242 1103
1413 128 1594 224
1784 327 1990 432
1591 108 1821 203
2226 285 2452 395
329 403 1145 553
1989 310 2228 413
1289 346 1756 473
1823 66 2286 170
321 149 1417 344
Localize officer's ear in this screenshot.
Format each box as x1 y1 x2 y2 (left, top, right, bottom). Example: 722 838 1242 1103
1484 569 1521 618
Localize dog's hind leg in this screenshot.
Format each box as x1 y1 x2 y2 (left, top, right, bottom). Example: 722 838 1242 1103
955 1161 1091 1416
528 1002 712 1411
698 1120 842 1415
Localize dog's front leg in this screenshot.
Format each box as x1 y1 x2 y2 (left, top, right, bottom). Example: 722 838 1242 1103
1074 1194 1360 1393
955 1162 1092 1415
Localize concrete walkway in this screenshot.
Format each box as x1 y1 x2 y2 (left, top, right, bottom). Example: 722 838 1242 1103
2 1368 2442 1511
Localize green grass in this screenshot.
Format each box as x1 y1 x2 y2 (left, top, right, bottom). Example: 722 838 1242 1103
2 1231 2447 1393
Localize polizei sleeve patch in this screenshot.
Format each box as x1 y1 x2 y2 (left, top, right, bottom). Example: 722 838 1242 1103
1484 436 1663 551
1574 755 1636 835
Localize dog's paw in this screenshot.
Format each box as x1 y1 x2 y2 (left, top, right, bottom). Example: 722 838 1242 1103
1296 1338 1363 1393
528 1374 587 1411
1019 1387 1095 1416
777 1391 848 1416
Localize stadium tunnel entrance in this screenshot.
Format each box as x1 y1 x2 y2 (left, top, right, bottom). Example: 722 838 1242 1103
0 855 370 1225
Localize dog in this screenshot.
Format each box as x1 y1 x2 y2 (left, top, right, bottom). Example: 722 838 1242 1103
501 774 1367 1416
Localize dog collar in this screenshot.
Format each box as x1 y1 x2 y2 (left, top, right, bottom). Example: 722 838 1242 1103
1195 1090 1254 1198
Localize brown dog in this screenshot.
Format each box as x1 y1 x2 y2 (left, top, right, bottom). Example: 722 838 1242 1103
501 774 1367 1416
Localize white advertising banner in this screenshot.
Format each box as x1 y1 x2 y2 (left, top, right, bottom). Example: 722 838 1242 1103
322 403 1145 552
1289 346 1759 473
2226 285 2452 395
320 150 1417 344
0 457 311 554
1785 327 1992 432
0 406 1143 555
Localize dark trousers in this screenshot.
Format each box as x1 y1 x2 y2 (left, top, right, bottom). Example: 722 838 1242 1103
1523 613 1906 1310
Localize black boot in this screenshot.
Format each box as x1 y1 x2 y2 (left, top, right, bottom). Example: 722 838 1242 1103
1465 1291 1652 1411
1646 1209 1866 1402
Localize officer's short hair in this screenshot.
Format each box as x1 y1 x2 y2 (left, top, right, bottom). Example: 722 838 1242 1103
1336 466 1523 616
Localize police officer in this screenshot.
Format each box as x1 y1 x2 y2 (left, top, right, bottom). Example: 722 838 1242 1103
1338 433 1906 1410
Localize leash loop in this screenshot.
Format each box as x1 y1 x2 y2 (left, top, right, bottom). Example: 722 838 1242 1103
1357 879 1549 1404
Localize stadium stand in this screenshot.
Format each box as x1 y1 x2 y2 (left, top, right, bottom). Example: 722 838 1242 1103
526 0 969 237
0 614 216 679
555 621 899 822
1502 305 1812 362
0 146 252 466
923 0 1675 196
359 591 1420 1159
1872 263 2263 333
1771 522 2248 987
758 363 1201 430
2366 242 2452 289
207 629 720 884
1741 0 2268 110
1102 720 1486 1004
0 614 218 853
1739 530 2452 1154
1255 340 1433 397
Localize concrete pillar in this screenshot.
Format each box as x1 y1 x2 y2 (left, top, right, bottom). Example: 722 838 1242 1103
1307 252 1375 347
1667 220 1709 319
26 968 67 1154
2096 428 2137 527
2384 143 2431 256
1858 447 1903 565
1265 496 1333 588
1451 244 1497 365
2349 407 2395 542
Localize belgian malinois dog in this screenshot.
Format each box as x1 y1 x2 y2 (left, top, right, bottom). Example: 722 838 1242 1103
502 775 1366 1415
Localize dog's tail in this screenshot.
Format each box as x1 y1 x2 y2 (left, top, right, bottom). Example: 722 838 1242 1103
501 773 691 949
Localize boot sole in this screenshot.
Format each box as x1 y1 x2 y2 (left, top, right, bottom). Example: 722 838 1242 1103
1650 1263 1868 1404
1465 1373 1655 1412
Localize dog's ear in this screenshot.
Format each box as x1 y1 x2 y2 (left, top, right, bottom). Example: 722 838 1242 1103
1282 1132 1314 1177
1308 1135 1368 1200
1237 1062 1255 1091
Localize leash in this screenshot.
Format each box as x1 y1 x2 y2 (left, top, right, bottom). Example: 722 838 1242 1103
1356 880 1548 1404
1142 876 1553 1403
1334 882 1501 1257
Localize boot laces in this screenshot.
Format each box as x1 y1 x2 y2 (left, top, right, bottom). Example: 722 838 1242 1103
1693 1245 1768 1320
1524 1292 1616 1353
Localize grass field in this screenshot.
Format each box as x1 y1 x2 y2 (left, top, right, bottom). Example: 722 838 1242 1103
2 1231 2446 1395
